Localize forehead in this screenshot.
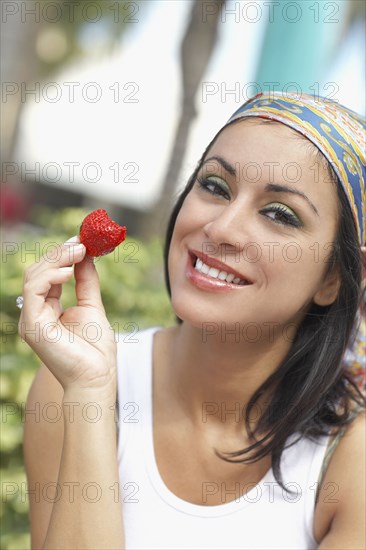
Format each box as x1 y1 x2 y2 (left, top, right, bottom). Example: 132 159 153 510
203 118 339 218
208 119 317 166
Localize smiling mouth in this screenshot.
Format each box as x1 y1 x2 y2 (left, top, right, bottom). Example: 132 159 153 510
191 254 251 286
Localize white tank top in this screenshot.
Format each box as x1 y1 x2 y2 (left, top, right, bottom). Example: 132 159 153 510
116 327 329 549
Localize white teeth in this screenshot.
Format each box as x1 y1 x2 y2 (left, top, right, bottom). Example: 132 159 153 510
208 267 219 278
194 258 247 285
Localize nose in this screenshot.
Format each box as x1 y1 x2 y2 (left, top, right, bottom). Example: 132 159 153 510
203 200 255 255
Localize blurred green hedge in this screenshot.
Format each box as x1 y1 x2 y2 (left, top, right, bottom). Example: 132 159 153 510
0 207 176 549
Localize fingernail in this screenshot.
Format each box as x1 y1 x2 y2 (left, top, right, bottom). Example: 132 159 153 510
59 266 74 272
64 235 79 244
67 243 85 252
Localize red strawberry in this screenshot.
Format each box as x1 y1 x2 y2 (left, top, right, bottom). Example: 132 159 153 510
79 209 127 257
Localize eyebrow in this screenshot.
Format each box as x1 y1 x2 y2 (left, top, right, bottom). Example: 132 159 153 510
265 183 319 216
203 156 319 216
204 155 237 176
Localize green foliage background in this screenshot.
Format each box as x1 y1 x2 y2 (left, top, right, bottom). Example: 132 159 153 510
0 207 176 549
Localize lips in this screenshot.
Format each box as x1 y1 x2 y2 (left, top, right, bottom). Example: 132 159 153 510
187 249 253 290
191 249 252 283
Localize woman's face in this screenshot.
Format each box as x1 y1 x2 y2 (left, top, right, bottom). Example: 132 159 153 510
168 120 340 334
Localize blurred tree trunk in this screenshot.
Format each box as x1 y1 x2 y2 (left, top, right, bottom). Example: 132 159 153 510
136 0 225 240
1 6 41 164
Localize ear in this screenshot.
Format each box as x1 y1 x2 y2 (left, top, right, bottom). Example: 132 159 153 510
313 264 341 306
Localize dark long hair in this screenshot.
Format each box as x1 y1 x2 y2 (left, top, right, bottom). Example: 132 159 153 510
163 120 366 490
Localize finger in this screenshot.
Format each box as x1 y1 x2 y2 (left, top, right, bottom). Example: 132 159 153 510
74 256 105 311
47 283 62 301
22 266 74 321
45 283 64 317
27 237 84 277
21 240 82 323
63 235 81 267
64 235 80 245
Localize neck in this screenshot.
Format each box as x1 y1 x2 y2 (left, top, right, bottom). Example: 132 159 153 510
162 322 296 436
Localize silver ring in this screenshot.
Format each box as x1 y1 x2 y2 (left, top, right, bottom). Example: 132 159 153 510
16 296 24 310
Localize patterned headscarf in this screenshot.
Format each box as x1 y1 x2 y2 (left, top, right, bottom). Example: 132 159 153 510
225 92 366 245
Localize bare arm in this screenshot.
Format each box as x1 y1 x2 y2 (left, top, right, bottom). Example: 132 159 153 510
24 366 123 549
317 409 366 549
20 238 124 549
24 365 64 549
45 388 122 549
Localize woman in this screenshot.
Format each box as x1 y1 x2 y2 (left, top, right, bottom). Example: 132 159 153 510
20 92 365 549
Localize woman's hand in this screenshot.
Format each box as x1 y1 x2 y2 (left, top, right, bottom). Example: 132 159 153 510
18 236 117 394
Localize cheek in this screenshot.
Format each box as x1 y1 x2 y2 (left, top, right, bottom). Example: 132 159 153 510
167 203 193 279
170 194 207 243
266 243 332 296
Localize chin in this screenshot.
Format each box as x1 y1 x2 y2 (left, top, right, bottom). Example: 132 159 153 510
170 302 204 329
169 294 233 332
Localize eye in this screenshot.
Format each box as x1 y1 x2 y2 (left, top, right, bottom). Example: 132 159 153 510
260 202 302 228
197 176 231 200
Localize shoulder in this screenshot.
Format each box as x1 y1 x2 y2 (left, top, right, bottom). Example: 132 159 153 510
314 408 366 548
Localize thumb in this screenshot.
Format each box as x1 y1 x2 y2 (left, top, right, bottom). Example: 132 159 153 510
74 255 105 311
